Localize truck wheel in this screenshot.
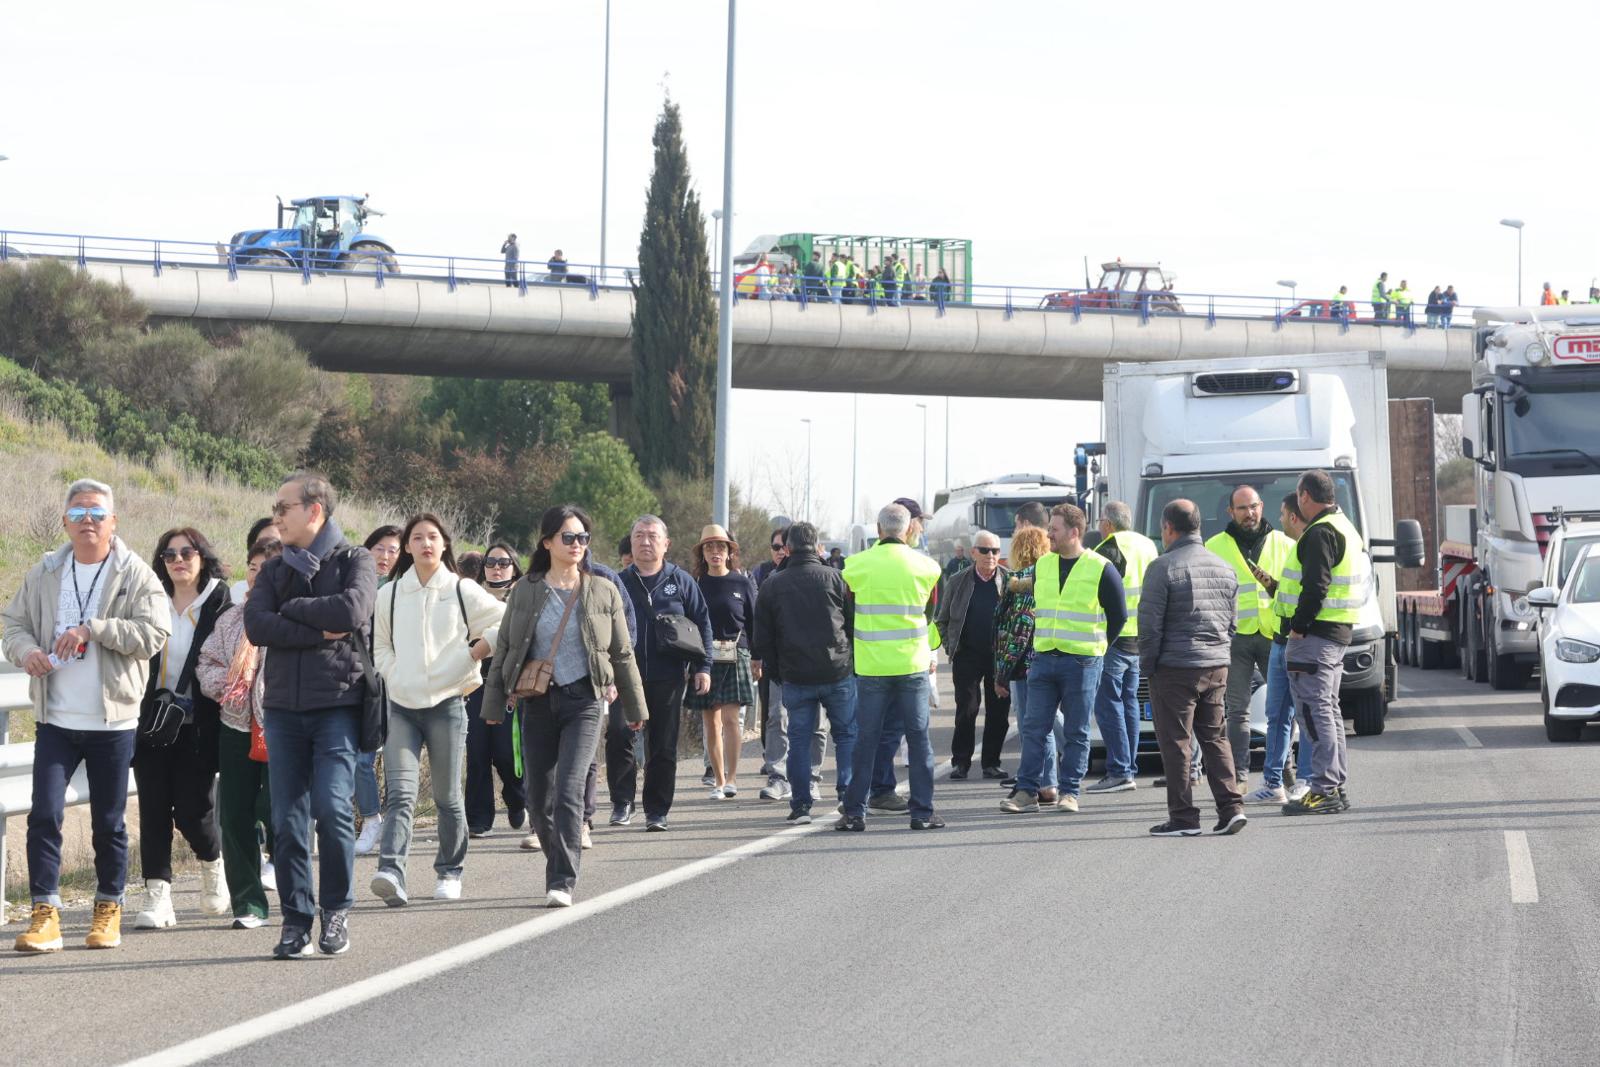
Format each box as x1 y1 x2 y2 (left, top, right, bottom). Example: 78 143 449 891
1384 639 1398 702
1418 630 1442 670
1344 687 1386 736
1465 592 1488 683
1398 609 1413 667
1488 652 1528 691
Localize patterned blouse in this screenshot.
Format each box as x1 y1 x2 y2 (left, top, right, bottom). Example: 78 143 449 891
992 565 1037 685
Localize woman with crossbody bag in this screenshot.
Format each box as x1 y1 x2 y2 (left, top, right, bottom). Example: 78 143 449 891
369 514 504 906
685 525 759 800
480 505 646 907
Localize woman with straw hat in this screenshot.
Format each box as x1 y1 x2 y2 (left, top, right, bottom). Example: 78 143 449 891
687 524 759 800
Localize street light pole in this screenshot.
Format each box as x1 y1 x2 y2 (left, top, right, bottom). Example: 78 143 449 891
1500 219 1525 304
711 0 737 525
800 418 813 520
850 394 859 526
599 0 611 283
1276 278 1297 304
943 396 950 492
915 402 928 507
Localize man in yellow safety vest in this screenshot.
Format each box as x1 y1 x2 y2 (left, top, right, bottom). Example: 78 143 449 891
1248 492 1309 806
1279 469 1367 816
1084 500 1158 794
1204 485 1295 792
1000 503 1127 815
837 501 945 831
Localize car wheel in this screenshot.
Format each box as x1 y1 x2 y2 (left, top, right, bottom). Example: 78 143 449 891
1545 714 1584 742
1343 687 1386 736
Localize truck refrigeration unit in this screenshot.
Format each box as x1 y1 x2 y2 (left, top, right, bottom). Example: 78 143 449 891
1102 352 1424 735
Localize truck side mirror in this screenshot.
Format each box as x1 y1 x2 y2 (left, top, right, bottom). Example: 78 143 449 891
1392 519 1426 568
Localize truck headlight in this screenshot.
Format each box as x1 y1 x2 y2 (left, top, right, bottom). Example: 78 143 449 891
1556 638 1600 664
1510 595 1534 618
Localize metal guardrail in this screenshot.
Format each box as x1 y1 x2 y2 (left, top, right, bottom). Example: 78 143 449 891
0 227 1478 335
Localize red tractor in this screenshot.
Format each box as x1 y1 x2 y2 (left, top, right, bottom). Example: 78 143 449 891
1042 260 1183 314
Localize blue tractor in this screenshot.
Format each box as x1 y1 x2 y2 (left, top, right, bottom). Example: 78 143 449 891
226 194 399 273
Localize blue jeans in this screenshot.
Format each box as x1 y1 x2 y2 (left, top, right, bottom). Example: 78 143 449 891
1092 646 1142 781
1016 653 1103 797
844 674 934 820
28 723 136 905
354 749 380 818
870 701 905 798
1012 677 1060 791
1262 641 1295 789
783 678 859 814
265 706 359 927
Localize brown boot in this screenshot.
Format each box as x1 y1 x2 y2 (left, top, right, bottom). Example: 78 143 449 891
14 903 63 953
85 900 122 949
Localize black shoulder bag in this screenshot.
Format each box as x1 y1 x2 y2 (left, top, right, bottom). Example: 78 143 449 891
354 583 392 754
630 569 705 660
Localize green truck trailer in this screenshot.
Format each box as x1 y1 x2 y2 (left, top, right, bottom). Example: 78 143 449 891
735 233 973 302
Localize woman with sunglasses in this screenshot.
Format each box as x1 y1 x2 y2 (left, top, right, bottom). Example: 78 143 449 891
133 528 233 929
465 543 527 840
481 505 645 907
196 537 283 929
370 514 505 906
353 525 403 856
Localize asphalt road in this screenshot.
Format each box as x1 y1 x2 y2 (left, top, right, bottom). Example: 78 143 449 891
7 665 1600 1067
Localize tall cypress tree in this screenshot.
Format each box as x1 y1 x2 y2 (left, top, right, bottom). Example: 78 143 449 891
630 97 716 480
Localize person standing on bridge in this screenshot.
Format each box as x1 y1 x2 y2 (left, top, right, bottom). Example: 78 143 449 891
837 502 945 831
1085 501 1159 795
245 472 377 959
5 479 170 954
501 234 519 287
548 249 568 276
1425 286 1444 329
369 514 504 908
1391 279 1414 327
1371 272 1390 320
1205 485 1294 793
1440 285 1459 328
1279 469 1366 816
1331 286 1352 323
1141 499 1245 837
936 530 1010 780
827 254 846 304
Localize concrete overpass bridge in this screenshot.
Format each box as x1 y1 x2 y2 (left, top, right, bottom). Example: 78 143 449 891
5 231 1474 410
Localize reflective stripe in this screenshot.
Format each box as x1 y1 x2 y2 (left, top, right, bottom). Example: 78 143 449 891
1035 608 1105 623
1281 568 1358 586
1280 592 1299 605
1034 629 1101 642
1238 582 1259 593
855 626 929 641
1282 567 1302 580
1123 583 1142 594
855 603 926 615
1324 598 1364 609
1237 608 1259 618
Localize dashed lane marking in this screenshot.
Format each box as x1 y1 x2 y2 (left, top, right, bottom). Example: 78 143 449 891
1452 725 1484 749
1505 830 1539 904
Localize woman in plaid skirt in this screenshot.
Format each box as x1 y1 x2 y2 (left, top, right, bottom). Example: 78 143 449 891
686 525 759 800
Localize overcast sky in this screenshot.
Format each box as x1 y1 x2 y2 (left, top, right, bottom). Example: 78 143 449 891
5 1 1598 533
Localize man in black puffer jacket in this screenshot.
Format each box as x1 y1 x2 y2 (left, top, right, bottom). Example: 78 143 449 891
245 472 376 960
751 522 857 824
1138 498 1243 838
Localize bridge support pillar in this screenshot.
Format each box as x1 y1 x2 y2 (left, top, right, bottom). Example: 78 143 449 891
609 383 640 455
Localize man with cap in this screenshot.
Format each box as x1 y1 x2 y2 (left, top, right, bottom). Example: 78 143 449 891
837 501 945 831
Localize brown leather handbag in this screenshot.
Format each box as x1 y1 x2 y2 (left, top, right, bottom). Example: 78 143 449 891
512 575 581 698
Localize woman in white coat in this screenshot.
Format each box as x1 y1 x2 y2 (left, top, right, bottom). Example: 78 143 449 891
370 513 505 905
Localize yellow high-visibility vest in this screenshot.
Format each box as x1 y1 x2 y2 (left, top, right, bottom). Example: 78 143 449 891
1096 530 1157 639
1032 551 1109 656
842 541 943 676
1205 529 1295 637
1277 510 1369 625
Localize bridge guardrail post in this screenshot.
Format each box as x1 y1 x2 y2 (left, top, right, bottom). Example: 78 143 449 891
1139 293 1150 324
374 252 384 289
1004 287 1013 321
1207 295 1216 327
1 232 9 263
447 258 457 293
588 276 599 301
227 246 238 282
935 289 945 317
77 236 86 270
518 264 528 296
153 240 162 278
300 248 311 286
1071 295 1081 323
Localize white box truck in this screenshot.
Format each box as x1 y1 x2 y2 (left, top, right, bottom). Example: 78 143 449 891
1102 351 1423 735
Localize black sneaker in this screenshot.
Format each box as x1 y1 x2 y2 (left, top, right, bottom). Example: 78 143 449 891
948 764 969 780
1153 776 1168 787
508 806 527 831
1211 813 1249 836
1149 821 1202 837
981 766 1007 780
786 808 812 825
645 816 668 832
1337 786 1351 809
272 924 315 960
609 803 633 827
867 792 909 813
317 910 350 955
1281 790 1346 816
999 776 1017 788
909 814 946 830
833 814 865 832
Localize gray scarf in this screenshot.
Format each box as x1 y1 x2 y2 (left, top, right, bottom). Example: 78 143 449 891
281 519 346 581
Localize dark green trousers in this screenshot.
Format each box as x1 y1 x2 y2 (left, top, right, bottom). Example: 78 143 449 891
217 725 272 920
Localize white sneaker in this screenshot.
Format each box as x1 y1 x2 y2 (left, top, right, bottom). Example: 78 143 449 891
1246 785 1288 804
260 858 276 893
198 857 230 916
354 815 382 856
433 876 462 901
546 889 572 908
1288 783 1311 802
231 914 265 930
370 869 409 907
134 879 176 929
580 824 593 850
520 833 542 851
723 783 738 798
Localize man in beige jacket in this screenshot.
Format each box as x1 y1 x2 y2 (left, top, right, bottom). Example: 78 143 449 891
2 478 169 953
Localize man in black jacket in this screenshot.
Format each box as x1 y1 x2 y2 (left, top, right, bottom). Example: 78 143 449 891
934 530 1009 778
607 516 712 832
245 472 377 959
751 523 857 824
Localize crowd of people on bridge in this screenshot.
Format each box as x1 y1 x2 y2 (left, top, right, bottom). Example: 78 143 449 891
3 466 1364 957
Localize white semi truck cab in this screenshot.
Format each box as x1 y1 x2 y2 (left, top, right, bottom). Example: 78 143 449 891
1461 307 1600 687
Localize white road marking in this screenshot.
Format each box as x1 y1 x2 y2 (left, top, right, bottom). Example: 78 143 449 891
1505 830 1539 904
1452 725 1484 749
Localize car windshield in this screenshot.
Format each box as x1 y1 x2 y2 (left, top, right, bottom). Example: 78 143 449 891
979 496 1073 537
1500 383 1600 474
1138 471 1361 541
1570 555 1600 604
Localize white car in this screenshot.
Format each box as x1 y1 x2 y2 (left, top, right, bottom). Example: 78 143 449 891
1529 544 1600 742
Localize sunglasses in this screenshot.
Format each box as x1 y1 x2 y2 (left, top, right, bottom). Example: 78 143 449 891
973 546 1001 555
270 499 304 518
484 557 515 568
770 543 785 552
160 547 200 563
66 506 110 524
559 532 592 547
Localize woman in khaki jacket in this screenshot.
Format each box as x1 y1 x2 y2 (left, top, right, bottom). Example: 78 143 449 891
482 504 645 908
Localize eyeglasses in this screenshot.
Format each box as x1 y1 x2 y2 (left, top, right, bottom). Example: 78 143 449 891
65 506 110 525
369 544 400 557
270 499 305 518
484 557 515 569
160 547 200 563
559 532 592 547
973 546 1001 555
770 543 785 552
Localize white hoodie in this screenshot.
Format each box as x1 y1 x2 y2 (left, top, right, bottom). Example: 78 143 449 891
374 567 505 711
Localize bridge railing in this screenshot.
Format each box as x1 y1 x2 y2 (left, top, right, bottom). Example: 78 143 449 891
0 227 1475 332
